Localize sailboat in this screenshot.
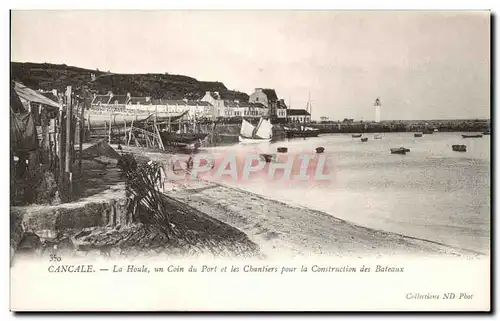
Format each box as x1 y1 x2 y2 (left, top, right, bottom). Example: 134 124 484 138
239 117 273 144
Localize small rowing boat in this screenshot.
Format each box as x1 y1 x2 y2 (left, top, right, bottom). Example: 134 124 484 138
462 134 483 138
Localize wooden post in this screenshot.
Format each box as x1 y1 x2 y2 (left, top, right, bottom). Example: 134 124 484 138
128 120 133 146
79 92 88 173
58 95 64 188
65 86 73 200
108 112 112 144
124 120 127 143
41 108 49 164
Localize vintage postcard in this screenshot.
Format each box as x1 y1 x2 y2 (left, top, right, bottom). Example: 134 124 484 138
9 10 491 311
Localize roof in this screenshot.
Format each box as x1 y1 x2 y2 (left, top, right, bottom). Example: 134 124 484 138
11 85 26 113
196 101 212 107
128 97 151 105
277 99 287 109
224 100 239 108
251 102 267 108
287 109 311 116
262 89 278 101
209 92 221 100
184 100 213 107
92 95 111 104
164 100 186 106
108 95 128 104
40 92 59 103
13 82 61 110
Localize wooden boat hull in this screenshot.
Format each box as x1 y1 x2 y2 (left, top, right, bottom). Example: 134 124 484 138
85 110 187 128
160 132 208 147
352 134 362 138
361 138 368 142
286 131 320 138
414 133 423 137
462 134 483 138
238 136 272 144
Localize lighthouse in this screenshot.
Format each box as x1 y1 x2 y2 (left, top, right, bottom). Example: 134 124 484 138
374 97 381 123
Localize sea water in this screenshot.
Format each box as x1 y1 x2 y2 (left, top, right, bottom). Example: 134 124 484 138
204 132 491 254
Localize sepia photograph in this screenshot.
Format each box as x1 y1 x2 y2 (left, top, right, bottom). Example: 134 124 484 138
8 9 491 311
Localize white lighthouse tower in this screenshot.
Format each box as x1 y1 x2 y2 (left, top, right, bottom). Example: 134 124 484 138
374 97 381 123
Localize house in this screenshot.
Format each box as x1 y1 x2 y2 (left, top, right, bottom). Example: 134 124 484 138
126 93 151 106
276 99 287 119
90 91 128 112
184 100 212 119
287 109 311 123
201 91 224 119
249 88 279 118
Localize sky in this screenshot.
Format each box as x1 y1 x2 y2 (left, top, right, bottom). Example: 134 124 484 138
11 10 490 120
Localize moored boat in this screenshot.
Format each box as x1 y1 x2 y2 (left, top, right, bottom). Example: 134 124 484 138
361 137 368 142
284 126 320 138
352 134 362 138
374 134 382 139
277 147 288 153
315 147 325 153
462 134 483 138
390 147 410 155
452 145 467 152
414 132 423 137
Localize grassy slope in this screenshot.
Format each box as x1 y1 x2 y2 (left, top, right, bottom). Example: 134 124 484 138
11 62 249 102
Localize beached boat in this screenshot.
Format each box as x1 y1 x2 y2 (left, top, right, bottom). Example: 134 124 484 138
414 132 423 137
316 147 325 153
361 137 368 142
452 145 467 152
374 134 382 139
277 147 288 153
160 131 208 148
85 109 187 128
239 117 273 144
352 134 362 138
391 147 410 155
462 134 483 138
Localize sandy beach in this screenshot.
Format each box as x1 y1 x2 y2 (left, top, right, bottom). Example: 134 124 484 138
127 146 485 259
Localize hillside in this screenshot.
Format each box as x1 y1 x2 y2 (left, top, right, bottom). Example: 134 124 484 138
10 62 249 102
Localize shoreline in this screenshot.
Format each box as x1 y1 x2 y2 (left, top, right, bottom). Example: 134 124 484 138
123 146 486 259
